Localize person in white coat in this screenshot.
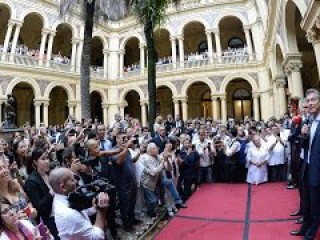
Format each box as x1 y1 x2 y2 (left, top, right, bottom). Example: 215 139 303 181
246 135 269 185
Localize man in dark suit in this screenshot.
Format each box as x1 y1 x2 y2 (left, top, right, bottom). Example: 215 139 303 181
175 114 184 133
151 126 168 153
291 89 320 240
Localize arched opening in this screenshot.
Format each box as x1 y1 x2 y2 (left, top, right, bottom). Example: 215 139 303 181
183 21 207 59
219 17 246 51
187 82 211 119
154 28 171 63
19 13 43 55
124 37 140 71
285 0 319 91
91 37 104 70
156 86 173 117
124 91 141 120
0 4 11 45
226 79 252 120
52 24 73 64
49 87 68 125
12 82 34 126
90 91 103 123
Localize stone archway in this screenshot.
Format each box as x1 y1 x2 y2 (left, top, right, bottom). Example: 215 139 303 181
187 82 211 119
12 82 34 126
183 21 207 57
0 4 11 45
91 37 104 69
124 37 140 70
154 28 171 62
48 87 68 125
20 13 43 51
90 91 103 123
156 86 173 118
52 24 73 62
226 79 253 121
125 90 141 120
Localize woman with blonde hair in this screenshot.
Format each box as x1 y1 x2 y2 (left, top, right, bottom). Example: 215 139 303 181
154 115 164 133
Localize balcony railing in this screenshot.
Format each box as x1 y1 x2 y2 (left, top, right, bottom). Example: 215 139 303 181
0 51 256 81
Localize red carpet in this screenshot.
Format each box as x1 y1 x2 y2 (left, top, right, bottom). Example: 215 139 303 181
156 183 320 240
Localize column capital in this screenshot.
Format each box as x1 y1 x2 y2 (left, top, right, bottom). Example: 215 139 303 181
306 29 316 44
7 20 16 28
252 92 260 98
139 99 148 105
11 20 23 28
176 35 184 41
173 96 187 102
243 25 252 32
169 36 177 41
212 28 220 35
68 100 77 107
284 60 303 74
72 38 80 44
102 103 110 109
220 95 226 101
205 29 214 35
118 101 128 108
139 43 146 49
33 100 43 107
103 49 109 54
41 28 51 35
119 49 125 55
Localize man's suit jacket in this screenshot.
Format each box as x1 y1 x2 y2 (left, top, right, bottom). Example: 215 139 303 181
308 122 320 187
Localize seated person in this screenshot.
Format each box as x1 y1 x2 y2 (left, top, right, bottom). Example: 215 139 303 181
49 167 109 240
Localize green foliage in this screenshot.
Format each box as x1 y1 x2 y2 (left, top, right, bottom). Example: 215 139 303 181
130 0 180 27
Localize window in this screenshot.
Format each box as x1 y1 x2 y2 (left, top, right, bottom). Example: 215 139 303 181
228 37 244 49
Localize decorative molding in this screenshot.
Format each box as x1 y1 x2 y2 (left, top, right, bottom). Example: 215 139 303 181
35 79 50 96
172 80 186 95
0 77 14 94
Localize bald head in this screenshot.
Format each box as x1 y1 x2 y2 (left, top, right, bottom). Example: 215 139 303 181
49 167 73 194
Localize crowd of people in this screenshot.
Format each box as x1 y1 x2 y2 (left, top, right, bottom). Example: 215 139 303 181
0 44 71 65
0 88 319 239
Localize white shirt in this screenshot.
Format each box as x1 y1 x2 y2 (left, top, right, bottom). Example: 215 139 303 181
53 194 104 240
195 139 213 167
267 135 285 166
225 138 241 157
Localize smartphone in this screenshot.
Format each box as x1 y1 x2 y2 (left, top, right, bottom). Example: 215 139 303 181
38 219 48 240
24 206 31 218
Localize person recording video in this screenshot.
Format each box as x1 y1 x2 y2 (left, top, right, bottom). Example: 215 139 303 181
49 167 109 240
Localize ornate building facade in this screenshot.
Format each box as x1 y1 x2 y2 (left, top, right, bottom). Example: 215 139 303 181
0 0 319 127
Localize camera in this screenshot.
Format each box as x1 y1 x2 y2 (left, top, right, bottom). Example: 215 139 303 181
68 178 115 211
132 135 139 145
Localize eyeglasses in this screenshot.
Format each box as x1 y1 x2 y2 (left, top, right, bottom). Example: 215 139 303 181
0 205 17 215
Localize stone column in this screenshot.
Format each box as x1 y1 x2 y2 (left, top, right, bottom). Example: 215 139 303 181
107 88 120 125
2 20 15 59
206 30 214 63
119 50 125 78
251 18 264 61
173 99 180 117
306 30 320 78
272 80 279 119
258 70 272 120
39 30 49 66
10 22 23 62
252 93 260 121
213 29 222 63
276 76 287 117
46 31 56 67
71 38 79 72
170 36 177 68
68 102 75 117
181 98 188 121
43 101 49 126
107 36 120 80
139 43 146 75
76 39 83 73
119 102 127 119
177 35 184 68
103 49 108 79
140 100 147 127
220 96 227 123
102 103 108 125
34 101 42 128
211 96 219 120
284 59 304 100
244 27 254 61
